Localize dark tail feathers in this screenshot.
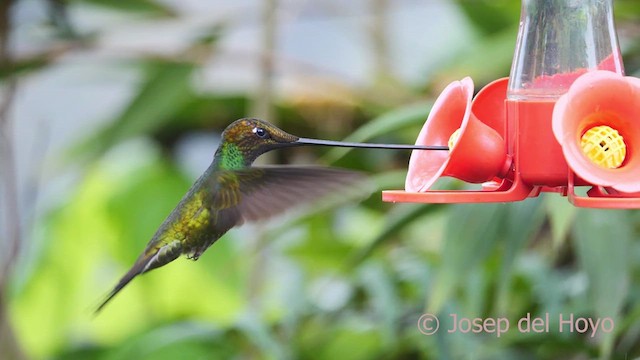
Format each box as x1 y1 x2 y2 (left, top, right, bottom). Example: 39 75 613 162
94 241 183 314
94 259 147 314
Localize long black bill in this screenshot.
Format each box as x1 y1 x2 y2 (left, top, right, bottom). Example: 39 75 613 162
295 137 449 151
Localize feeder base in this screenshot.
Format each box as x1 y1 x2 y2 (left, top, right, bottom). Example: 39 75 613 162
567 172 640 208
382 176 533 204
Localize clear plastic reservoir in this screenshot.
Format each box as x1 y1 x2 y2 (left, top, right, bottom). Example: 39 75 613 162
508 0 624 100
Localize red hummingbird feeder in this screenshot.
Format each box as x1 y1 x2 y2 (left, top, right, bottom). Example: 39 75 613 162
382 0 640 209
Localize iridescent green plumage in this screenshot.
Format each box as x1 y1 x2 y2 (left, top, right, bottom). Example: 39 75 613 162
96 118 366 312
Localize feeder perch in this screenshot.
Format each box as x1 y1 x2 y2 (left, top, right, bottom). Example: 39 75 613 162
382 0 640 208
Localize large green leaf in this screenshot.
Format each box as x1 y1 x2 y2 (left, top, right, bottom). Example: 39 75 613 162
429 203 505 313
495 197 545 315
573 209 631 358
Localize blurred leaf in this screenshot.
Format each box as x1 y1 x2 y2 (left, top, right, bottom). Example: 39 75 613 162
370 170 410 191
106 160 191 263
454 0 521 35
0 57 49 80
462 269 490 318
194 24 226 46
236 311 288 360
573 210 630 317
429 203 505 313
11 166 128 357
350 203 443 265
573 209 631 358
102 322 230 360
306 322 382 360
286 216 354 273
359 262 401 346
615 0 640 22
435 26 517 86
323 329 382 360
71 0 176 16
321 102 433 164
72 61 196 159
54 346 108 360
545 194 577 252
495 198 545 314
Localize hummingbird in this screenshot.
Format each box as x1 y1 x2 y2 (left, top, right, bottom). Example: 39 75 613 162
95 118 447 312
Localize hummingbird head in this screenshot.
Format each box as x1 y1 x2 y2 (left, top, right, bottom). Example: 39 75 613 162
217 118 300 167
216 118 448 169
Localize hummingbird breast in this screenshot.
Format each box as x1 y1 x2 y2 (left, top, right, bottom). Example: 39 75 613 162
170 188 214 254
149 166 244 262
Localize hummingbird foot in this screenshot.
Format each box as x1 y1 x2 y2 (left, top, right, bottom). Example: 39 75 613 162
187 248 205 261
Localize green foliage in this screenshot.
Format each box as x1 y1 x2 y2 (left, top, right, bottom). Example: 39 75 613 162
72 61 198 160
69 0 176 16
573 210 631 358
454 0 520 35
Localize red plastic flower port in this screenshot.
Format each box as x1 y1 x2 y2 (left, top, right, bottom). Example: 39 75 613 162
552 70 640 193
405 77 474 192
405 77 507 193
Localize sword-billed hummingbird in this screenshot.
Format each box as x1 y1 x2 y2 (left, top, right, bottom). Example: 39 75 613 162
95 118 446 312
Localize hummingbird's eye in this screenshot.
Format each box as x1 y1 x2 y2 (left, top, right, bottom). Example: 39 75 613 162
253 127 269 139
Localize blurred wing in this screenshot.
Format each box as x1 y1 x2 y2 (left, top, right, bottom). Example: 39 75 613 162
211 166 368 223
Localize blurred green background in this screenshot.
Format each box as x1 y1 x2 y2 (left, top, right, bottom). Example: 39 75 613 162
1 0 640 359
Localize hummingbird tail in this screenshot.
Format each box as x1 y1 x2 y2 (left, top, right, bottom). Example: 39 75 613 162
94 241 183 314
94 260 146 314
